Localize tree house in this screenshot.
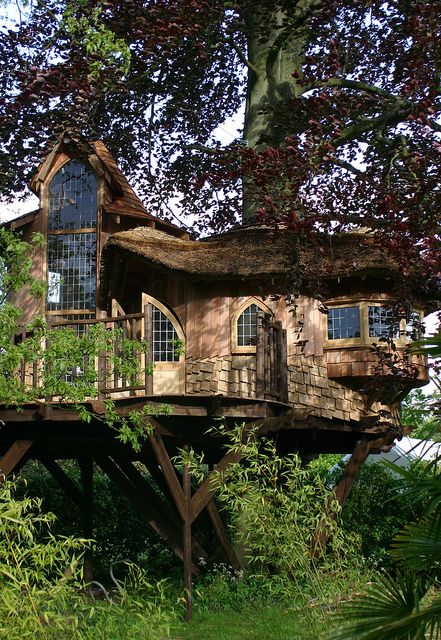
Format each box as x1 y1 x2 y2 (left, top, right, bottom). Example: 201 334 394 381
0 139 436 613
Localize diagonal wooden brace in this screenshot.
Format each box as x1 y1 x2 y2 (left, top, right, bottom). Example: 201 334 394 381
191 449 242 523
0 440 33 479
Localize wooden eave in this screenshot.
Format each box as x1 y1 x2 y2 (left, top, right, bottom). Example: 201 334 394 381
2 209 39 230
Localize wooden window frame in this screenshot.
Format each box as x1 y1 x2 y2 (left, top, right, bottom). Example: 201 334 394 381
141 294 185 362
231 298 272 355
323 300 424 349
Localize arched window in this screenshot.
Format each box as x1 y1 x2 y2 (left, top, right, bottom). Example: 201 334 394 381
152 305 180 362
46 161 97 316
237 303 260 346
232 300 271 353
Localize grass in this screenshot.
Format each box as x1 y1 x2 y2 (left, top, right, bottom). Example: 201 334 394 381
169 601 331 640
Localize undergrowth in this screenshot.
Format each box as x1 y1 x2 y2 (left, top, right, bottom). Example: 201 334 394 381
0 479 176 640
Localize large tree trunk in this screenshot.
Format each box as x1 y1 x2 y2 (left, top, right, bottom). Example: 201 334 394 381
242 1 320 218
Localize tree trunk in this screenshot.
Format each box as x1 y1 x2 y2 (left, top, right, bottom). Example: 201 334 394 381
242 1 319 218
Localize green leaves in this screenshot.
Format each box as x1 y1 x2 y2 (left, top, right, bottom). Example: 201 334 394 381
334 450 441 638
333 573 431 640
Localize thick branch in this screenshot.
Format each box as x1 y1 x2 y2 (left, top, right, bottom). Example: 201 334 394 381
304 77 402 101
333 106 412 149
225 37 259 77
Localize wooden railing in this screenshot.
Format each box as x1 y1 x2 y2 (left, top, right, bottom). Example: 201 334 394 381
256 313 288 403
16 307 289 403
16 311 151 398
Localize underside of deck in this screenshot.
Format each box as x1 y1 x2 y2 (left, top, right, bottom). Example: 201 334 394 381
0 393 400 619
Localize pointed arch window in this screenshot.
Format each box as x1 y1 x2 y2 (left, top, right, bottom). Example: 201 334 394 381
46 161 97 316
152 305 180 362
232 300 271 354
237 303 260 347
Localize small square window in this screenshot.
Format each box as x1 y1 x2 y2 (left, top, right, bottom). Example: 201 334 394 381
327 307 361 340
368 306 400 339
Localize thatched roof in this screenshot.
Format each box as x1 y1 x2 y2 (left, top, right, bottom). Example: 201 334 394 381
101 225 401 284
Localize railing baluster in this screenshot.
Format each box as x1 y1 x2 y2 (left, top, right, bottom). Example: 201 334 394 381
121 318 128 389
113 319 120 390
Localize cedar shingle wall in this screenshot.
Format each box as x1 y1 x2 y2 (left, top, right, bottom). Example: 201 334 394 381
185 353 394 424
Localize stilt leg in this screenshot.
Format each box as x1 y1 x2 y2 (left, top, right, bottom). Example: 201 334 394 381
183 448 192 621
79 457 94 584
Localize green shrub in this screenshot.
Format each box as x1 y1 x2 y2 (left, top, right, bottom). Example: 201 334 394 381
340 462 422 570
0 479 176 639
202 425 362 596
18 460 178 579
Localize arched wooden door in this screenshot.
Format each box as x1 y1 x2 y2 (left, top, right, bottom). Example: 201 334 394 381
141 293 185 395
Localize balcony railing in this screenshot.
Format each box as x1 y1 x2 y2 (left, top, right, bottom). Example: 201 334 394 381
14 308 289 403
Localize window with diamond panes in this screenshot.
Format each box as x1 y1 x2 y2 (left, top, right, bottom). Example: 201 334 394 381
47 233 96 311
237 303 261 346
368 306 400 338
327 307 361 340
48 161 97 230
152 306 179 362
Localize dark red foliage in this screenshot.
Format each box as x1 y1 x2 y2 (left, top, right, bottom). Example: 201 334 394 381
0 0 440 288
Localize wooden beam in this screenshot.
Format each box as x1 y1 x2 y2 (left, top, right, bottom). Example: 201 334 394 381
183 449 192 621
206 500 241 571
0 440 33 479
311 433 395 557
116 457 209 562
40 458 83 507
148 429 186 521
96 456 197 570
191 449 242 523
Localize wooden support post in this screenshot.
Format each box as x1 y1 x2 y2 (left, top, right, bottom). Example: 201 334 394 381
0 440 33 479
79 457 94 584
183 446 192 622
206 499 241 571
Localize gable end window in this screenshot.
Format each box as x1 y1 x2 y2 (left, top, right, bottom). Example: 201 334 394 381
46 161 97 316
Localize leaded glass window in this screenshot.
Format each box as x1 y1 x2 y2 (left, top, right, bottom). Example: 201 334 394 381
47 234 96 311
327 307 360 340
152 306 179 362
237 303 260 346
47 161 97 315
48 161 97 230
368 306 400 339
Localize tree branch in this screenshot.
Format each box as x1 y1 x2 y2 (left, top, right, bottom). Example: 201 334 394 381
325 156 364 175
333 107 412 148
225 37 259 77
304 77 403 101
183 143 222 155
